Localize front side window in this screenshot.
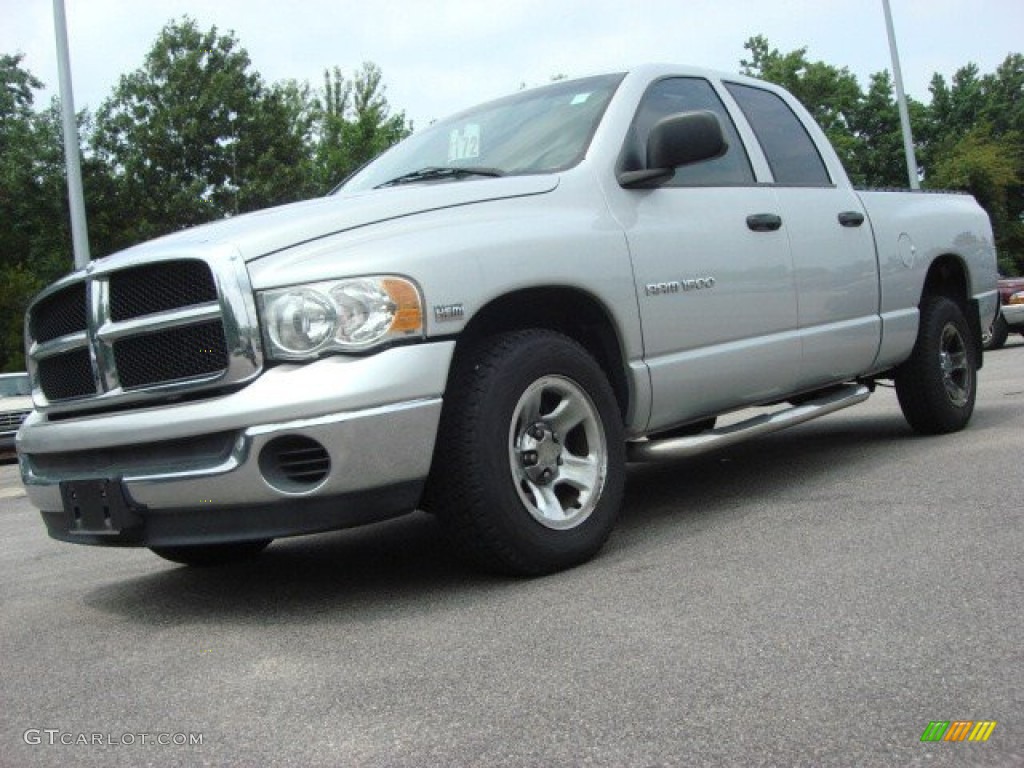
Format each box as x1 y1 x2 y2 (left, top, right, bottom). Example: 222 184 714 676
724 83 831 186
620 77 754 186
342 74 624 192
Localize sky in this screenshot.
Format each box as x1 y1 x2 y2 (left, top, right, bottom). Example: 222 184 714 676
2 0 1022 130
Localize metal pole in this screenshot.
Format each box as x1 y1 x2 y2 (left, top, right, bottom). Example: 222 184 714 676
882 0 921 190
52 0 91 268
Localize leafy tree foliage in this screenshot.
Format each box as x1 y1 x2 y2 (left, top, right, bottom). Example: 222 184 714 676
311 63 412 189
923 56 1023 273
0 55 74 370
92 17 313 244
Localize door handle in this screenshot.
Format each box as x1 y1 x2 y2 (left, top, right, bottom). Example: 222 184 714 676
746 213 782 232
838 211 865 227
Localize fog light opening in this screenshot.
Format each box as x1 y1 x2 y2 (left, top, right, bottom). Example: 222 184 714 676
258 435 331 493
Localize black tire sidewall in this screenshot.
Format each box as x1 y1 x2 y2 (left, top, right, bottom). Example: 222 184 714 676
895 296 977 434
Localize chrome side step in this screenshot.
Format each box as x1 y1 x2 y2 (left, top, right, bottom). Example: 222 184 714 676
626 384 871 463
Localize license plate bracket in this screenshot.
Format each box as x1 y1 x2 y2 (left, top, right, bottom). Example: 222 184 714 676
60 479 140 535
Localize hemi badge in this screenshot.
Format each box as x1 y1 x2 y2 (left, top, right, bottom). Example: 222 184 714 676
434 303 465 322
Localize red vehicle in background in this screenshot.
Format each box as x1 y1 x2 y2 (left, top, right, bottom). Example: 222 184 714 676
984 276 1024 349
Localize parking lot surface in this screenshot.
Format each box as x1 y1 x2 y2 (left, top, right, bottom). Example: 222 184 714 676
1 339 1021 767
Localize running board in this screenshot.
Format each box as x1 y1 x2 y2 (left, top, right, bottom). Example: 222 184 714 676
627 384 871 463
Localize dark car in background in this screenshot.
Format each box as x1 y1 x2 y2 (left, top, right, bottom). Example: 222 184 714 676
0 372 32 452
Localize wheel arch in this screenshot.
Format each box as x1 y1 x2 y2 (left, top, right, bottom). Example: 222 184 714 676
920 253 970 307
449 286 632 421
920 253 983 364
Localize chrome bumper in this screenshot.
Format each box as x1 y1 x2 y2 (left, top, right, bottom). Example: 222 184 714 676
18 342 454 545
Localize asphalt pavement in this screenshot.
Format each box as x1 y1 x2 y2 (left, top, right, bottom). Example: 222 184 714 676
1 339 1021 767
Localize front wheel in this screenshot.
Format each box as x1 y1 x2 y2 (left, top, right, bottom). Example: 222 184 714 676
895 296 978 434
425 330 625 576
150 539 272 566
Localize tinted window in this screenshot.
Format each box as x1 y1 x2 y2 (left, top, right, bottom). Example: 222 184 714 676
622 78 753 186
725 83 831 186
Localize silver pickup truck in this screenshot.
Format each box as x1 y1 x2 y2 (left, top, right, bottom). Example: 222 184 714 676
18 64 998 574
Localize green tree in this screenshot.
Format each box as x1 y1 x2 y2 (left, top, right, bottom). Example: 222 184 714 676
92 17 311 243
0 55 74 370
848 71 924 188
923 56 1024 272
311 62 411 189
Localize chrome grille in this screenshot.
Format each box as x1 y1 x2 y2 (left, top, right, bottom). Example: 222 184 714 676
0 410 30 430
26 250 261 413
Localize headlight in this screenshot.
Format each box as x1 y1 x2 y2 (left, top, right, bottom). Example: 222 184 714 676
1008 291 1024 305
258 276 423 359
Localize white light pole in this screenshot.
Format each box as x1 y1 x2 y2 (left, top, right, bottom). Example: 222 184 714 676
52 0 91 268
882 0 921 190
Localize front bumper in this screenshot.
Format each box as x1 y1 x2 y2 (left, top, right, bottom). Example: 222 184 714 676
18 342 454 546
1001 302 1024 328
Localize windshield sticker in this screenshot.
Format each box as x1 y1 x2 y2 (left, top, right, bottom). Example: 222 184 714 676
448 124 481 162
570 92 592 105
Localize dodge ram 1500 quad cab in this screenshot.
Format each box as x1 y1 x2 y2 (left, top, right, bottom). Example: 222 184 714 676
18 65 998 575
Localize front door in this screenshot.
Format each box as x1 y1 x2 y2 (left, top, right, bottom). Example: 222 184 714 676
606 77 800 432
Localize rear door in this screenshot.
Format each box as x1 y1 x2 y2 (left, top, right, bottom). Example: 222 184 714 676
724 82 881 389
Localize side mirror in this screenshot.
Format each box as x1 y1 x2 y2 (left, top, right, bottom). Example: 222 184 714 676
619 110 728 188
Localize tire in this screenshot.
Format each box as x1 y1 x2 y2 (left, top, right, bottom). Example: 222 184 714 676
150 539 272 567
982 312 1008 350
895 296 978 435
425 330 625 576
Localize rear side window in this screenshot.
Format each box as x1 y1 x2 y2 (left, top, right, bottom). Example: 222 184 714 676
622 77 754 186
725 83 831 186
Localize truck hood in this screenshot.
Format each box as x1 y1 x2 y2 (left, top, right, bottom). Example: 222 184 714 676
99 175 559 265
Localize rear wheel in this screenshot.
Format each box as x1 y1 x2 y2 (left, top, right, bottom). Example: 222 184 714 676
150 539 272 567
425 330 625 576
895 296 977 434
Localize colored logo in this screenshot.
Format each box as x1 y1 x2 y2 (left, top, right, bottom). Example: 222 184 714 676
921 721 997 742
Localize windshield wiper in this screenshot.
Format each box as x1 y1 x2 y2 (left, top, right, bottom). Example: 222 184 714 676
374 166 505 189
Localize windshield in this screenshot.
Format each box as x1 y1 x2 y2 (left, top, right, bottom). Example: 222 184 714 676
0 374 30 397
341 73 624 193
